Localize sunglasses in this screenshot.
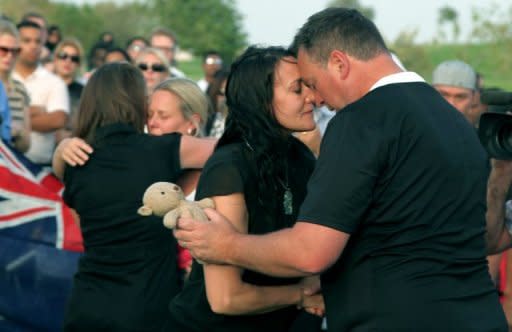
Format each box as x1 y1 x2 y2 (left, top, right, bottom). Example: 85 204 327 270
138 63 167 73
57 52 80 64
0 46 21 57
205 57 222 65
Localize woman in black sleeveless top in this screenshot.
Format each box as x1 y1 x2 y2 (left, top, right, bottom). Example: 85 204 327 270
165 46 324 331
52 63 215 332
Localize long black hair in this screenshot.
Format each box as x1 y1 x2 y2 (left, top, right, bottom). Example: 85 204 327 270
218 45 295 213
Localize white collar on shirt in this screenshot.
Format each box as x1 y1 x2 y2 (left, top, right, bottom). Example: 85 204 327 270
369 71 425 91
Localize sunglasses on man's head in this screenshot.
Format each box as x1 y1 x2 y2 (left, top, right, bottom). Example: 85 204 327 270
0 46 21 57
138 63 167 73
57 52 80 64
205 57 222 65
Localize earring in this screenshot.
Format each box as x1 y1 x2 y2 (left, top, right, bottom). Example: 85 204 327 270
186 127 197 136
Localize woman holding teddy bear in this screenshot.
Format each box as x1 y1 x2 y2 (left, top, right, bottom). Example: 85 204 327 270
55 47 325 332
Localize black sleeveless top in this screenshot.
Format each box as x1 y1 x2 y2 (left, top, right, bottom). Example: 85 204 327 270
167 137 316 332
63 123 183 331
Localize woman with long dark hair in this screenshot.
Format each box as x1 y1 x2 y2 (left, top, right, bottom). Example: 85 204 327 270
52 62 215 332
165 46 323 331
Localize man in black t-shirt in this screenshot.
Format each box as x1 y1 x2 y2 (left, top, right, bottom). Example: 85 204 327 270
175 8 507 331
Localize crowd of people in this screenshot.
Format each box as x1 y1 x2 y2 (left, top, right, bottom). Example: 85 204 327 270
1 7 512 332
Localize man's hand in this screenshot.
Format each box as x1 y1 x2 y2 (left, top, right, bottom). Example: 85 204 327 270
298 275 324 316
174 208 240 265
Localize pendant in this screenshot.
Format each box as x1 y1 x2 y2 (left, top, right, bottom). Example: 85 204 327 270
283 188 293 215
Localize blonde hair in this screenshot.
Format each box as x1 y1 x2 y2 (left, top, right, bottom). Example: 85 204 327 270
0 18 18 39
135 47 170 70
153 78 211 137
54 37 85 76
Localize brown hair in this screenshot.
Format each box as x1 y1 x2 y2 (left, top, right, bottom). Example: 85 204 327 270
73 62 147 144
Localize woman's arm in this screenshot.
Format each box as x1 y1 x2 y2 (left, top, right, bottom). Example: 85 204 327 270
203 193 309 315
179 136 216 169
52 137 93 179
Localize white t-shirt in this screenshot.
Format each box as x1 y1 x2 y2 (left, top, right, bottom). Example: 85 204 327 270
197 78 208 92
13 66 70 164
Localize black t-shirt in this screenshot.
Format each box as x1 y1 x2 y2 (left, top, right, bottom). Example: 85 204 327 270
168 137 316 332
63 123 183 331
67 81 84 130
298 82 507 331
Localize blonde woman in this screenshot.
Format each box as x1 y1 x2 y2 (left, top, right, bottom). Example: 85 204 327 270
135 47 170 94
58 76 212 279
53 38 85 142
0 18 31 152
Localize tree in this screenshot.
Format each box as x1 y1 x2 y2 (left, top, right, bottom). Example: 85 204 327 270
436 5 460 43
327 0 375 20
149 0 247 63
470 3 512 43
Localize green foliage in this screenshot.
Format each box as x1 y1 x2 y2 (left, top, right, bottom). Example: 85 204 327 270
178 56 203 81
392 41 512 91
391 2 512 91
148 0 247 63
1 0 246 64
470 3 512 43
436 5 460 42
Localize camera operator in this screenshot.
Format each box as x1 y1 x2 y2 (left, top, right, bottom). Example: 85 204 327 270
478 89 512 330
431 60 507 280
481 91 512 253
432 60 480 126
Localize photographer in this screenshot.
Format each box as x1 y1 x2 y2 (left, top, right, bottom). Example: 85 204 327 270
482 91 512 253
479 90 512 331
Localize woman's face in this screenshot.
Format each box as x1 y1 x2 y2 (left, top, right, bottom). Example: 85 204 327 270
0 33 19 75
271 57 316 132
54 45 81 79
137 53 169 93
147 89 195 136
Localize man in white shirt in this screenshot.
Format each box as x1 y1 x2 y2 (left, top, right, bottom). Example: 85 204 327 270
13 20 69 166
197 51 223 93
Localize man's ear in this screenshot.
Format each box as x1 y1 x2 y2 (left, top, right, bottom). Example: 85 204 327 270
328 50 350 80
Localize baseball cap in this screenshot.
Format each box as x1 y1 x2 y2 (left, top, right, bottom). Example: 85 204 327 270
432 60 476 90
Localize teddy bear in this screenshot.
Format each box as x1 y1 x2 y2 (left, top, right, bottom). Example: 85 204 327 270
137 181 215 229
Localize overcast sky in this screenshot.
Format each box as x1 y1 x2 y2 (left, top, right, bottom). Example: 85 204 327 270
59 0 511 45
236 0 511 46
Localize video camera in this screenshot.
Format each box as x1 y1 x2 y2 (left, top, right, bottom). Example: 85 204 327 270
478 89 512 160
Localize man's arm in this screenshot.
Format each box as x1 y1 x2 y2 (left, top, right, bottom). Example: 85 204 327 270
176 209 349 277
30 108 68 132
486 159 512 254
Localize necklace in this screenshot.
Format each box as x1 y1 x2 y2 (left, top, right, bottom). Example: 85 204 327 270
244 138 293 215
276 163 293 216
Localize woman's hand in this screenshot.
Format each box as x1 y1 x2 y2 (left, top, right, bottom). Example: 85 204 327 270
301 292 325 317
59 137 93 167
298 275 325 317
52 138 93 179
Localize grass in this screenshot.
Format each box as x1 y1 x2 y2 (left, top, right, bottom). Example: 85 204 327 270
179 42 512 92
398 42 512 91
177 57 203 81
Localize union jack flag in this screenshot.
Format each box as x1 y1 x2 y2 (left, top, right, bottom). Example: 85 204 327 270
0 140 83 331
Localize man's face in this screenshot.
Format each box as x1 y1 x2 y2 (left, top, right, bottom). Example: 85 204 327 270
18 26 43 66
202 55 222 77
26 17 47 43
435 84 475 121
151 35 175 64
298 48 347 111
